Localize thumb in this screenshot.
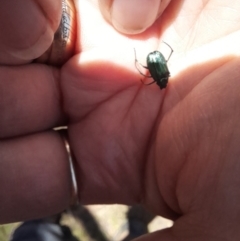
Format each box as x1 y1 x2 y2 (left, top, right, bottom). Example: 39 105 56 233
0 0 62 64
99 0 170 34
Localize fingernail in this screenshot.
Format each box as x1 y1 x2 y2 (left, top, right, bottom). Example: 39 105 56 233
111 0 161 34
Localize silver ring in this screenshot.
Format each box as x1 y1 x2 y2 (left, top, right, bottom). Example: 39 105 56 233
57 128 79 207
36 0 77 66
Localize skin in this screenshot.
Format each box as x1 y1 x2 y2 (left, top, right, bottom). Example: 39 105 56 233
1 0 240 240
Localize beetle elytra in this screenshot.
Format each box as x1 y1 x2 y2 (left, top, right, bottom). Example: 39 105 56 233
134 42 173 89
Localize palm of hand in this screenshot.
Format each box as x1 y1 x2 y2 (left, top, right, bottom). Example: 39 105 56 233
61 0 240 239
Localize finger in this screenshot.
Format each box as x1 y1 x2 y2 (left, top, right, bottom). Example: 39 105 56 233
0 64 64 138
0 131 71 223
0 0 61 65
98 0 171 34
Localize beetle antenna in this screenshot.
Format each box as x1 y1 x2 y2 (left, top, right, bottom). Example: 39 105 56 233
162 41 173 62
133 48 137 61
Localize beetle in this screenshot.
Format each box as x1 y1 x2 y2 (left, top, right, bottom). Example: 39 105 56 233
134 42 173 89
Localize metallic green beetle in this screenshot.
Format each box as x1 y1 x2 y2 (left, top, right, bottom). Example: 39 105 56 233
134 42 173 89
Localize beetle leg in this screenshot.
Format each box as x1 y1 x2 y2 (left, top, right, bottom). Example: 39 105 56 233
135 62 152 77
138 63 148 69
135 62 151 76
134 48 152 77
141 78 156 85
162 41 173 62
138 71 152 78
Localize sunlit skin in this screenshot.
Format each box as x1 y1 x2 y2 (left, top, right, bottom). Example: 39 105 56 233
1 0 240 240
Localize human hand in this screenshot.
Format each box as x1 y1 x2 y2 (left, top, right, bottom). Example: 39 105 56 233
1 2 240 241
0 0 75 222
60 0 240 240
